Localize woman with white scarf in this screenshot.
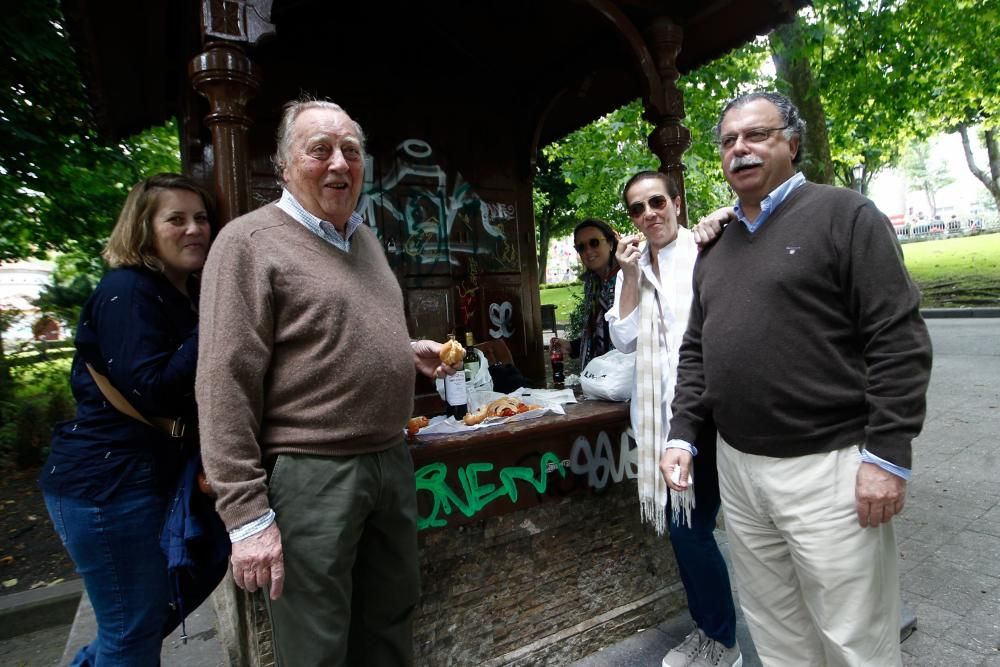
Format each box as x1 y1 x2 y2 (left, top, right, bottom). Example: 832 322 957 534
606 171 741 667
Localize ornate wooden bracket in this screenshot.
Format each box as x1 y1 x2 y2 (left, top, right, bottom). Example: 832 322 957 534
188 43 261 225
201 0 275 45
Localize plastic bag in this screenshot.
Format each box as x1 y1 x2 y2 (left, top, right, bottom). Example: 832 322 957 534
579 349 635 402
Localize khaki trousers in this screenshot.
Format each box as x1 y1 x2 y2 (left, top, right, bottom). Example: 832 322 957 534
717 438 902 667
265 441 420 667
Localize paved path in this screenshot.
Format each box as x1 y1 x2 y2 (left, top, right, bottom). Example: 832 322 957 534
2 319 997 665
574 318 1000 666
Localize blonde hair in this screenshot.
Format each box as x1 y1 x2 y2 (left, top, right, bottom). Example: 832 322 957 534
102 173 214 271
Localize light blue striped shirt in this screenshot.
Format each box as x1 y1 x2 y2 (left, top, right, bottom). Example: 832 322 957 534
276 189 364 252
734 171 806 233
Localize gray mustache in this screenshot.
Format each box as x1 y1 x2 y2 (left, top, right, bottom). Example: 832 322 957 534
730 155 764 172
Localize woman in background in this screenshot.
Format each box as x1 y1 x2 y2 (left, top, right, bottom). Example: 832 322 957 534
551 218 620 371
40 173 214 665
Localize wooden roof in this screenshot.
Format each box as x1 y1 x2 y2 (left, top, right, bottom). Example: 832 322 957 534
62 0 808 143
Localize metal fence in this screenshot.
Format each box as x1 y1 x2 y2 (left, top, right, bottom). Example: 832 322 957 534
896 215 1000 243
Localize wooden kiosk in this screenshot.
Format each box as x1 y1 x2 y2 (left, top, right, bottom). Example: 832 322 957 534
63 1 806 663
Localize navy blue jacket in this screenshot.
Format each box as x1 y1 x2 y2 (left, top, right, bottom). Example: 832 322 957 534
40 267 199 501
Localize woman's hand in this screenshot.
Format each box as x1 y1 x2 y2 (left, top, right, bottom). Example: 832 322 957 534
615 234 643 282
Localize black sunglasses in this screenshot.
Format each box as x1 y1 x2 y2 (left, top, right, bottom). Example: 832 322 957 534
627 194 669 219
574 238 605 253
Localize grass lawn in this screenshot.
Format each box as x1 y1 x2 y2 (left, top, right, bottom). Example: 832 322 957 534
539 284 582 322
538 233 1000 318
903 233 1000 307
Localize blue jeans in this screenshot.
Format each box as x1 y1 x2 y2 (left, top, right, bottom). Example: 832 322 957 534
44 461 169 666
667 440 738 647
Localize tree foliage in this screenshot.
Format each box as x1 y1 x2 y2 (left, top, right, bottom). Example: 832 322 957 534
0 0 182 263
901 140 954 217
534 0 1000 255
540 41 770 238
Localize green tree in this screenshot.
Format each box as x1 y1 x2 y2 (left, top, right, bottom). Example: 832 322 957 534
33 245 105 333
901 141 954 218
533 153 578 284
0 0 182 263
544 42 770 230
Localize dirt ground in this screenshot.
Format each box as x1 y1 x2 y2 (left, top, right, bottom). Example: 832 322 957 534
0 466 76 595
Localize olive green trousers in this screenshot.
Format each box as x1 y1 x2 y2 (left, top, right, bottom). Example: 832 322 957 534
265 441 420 666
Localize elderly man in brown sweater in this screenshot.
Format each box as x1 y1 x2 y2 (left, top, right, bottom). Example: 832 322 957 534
662 91 932 665
197 98 457 666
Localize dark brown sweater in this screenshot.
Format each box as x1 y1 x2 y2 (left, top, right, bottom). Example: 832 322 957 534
197 204 415 530
669 183 932 468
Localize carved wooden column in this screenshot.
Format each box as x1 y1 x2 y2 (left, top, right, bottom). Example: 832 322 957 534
188 42 260 225
643 17 691 227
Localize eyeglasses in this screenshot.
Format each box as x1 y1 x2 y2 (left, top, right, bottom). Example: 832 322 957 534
716 126 789 150
627 194 669 219
574 238 605 253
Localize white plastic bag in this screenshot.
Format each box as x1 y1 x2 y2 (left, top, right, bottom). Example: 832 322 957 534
435 348 493 402
580 349 635 402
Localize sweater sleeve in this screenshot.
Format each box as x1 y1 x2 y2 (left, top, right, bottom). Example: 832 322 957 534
606 270 639 353
197 225 276 531
667 271 710 444
843 202 932 468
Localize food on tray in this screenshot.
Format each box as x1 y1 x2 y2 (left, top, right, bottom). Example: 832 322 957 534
406 415 429 436
439 335 465 366
462 396 542 426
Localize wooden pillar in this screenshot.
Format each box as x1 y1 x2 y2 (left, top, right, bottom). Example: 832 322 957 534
188 41 270 667
643 18 692 228
188 42 260 225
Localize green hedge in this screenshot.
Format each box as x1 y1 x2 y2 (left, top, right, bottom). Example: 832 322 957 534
0 357 75 469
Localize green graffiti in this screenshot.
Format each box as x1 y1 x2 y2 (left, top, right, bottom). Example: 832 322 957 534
414 452 566 530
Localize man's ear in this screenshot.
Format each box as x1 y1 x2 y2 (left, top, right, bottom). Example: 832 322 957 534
789 136 801 162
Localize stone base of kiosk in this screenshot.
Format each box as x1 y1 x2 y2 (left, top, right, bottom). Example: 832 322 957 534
414 480 683 665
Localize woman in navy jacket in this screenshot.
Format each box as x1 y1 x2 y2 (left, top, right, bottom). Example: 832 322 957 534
40 173 214 665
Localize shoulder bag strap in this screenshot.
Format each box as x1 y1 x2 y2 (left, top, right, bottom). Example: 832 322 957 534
85 363 186 438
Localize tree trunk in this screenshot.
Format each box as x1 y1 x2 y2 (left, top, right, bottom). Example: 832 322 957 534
536 204 556 285
957 124 1000 215
769 19 835 184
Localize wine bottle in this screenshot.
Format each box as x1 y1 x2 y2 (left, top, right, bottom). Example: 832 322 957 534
463 332 480 383
444 334 468 419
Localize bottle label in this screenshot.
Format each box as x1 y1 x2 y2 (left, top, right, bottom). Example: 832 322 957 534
445 372 467 407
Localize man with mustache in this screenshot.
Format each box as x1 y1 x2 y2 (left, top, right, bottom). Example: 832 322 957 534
197 98 458 665
662 91 932 665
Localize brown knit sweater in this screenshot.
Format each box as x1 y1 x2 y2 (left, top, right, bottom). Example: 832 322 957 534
669 183 932 469
196 204 415 530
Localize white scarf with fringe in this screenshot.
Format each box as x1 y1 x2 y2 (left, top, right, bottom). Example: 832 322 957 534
634 232 697 534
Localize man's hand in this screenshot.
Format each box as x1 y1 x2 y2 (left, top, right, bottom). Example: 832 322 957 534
855 462 907 528
659 447 693 491
231 521 285 600
692 207 736 247
411 339 461 379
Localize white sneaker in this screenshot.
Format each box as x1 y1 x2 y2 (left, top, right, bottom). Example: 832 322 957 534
662 628 707 667
690 637 743 667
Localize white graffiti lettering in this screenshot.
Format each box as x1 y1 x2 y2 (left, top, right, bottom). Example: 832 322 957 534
568 431 637 490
